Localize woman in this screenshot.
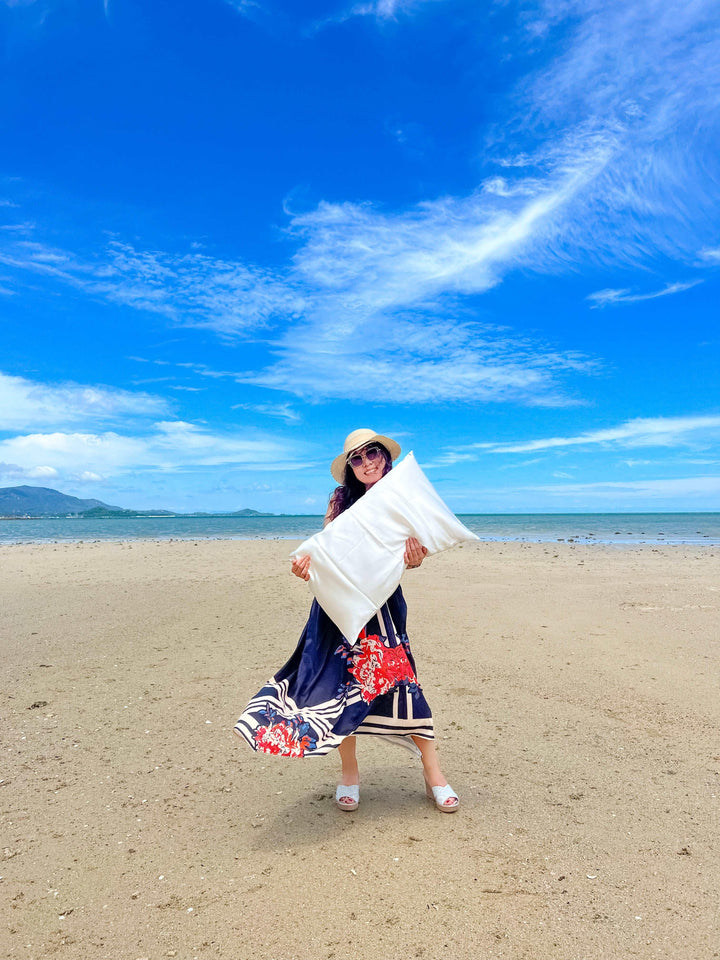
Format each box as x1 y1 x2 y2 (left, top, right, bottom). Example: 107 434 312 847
234 428 459 813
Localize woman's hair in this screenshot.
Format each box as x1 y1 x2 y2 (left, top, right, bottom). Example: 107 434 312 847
326 442 392 522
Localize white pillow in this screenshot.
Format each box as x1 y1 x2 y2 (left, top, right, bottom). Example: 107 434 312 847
291 452 478 644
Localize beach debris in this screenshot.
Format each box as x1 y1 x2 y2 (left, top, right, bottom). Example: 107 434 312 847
677 846 691 856
427 903 439 910
586 875 597 880
28 701 49 710
350 869 357 875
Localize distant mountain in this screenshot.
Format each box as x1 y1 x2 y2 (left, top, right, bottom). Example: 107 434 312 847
0 485 122 517
188 508 275 517
0 485 277 518
78 506 177 518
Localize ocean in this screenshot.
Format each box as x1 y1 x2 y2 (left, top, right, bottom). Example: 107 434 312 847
1 513 719 545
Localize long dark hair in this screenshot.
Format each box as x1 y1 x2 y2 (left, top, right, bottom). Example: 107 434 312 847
327 442 392 522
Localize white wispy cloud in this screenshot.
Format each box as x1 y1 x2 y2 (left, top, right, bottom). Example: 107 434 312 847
100 241 308 334
289 154 602 305
0 462 59 482
0 371 170 431
223 0 265 22
241 311 598 406
231 401 301 423
530 476 720 500
314 0 444 30
0 422 307 483
242 151 607 404
347 0 441 20
587 280 702 308
0 238 304 334
465 415 720 455
508 0 720 265
0 221 35 233
224 0 259 11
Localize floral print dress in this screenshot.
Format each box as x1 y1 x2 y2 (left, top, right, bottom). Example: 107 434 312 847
234 586 434 758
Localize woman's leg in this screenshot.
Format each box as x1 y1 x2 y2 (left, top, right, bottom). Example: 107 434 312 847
412 736 459 808
413 736 458 808
412 736 447 788
337 736 359 803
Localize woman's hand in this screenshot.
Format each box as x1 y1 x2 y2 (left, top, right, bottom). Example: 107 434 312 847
291 555 311 581
404 537 428 569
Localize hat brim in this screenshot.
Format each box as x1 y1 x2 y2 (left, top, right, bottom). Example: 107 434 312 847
330 434 401 483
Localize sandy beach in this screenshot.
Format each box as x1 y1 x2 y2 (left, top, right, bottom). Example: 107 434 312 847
1 538 718 960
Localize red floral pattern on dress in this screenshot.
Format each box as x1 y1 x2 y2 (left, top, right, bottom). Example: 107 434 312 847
253 721 312 757
348 634 417 703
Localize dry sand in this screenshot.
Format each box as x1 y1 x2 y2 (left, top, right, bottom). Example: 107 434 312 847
1 538 718 960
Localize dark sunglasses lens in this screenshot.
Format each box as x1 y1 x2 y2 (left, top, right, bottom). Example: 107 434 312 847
348 446 383 468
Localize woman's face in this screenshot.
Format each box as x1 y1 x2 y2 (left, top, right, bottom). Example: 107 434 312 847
348 444 387 489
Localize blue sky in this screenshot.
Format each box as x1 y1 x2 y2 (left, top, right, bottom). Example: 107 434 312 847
1 0 719 514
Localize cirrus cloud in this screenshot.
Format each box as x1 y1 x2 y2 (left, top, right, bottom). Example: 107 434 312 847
0 422 307 481
0 371 170 431
463 415 720 455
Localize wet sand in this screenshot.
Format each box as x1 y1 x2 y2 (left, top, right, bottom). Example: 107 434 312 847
2 539 718 959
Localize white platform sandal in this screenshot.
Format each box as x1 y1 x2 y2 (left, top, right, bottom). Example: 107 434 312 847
335 784 360 811
425 782 459 812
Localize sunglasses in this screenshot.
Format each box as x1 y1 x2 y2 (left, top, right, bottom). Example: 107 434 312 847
347 445 384 469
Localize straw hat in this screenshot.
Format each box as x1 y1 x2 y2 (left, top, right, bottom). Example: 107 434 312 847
330 428 401 483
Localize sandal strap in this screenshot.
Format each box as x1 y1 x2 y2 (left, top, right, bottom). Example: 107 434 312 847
429 783 458 805
335 784 359 802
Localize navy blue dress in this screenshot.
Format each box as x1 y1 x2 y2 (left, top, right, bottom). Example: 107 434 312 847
234 586 434 757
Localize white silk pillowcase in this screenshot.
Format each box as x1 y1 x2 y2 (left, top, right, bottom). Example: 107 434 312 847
291 452 478 644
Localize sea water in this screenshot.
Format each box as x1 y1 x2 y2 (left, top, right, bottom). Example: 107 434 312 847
1 513 719 545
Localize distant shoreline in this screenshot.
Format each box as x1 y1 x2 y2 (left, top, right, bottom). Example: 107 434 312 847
0 513 306 521
3 510 719 520
2 511 720 547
